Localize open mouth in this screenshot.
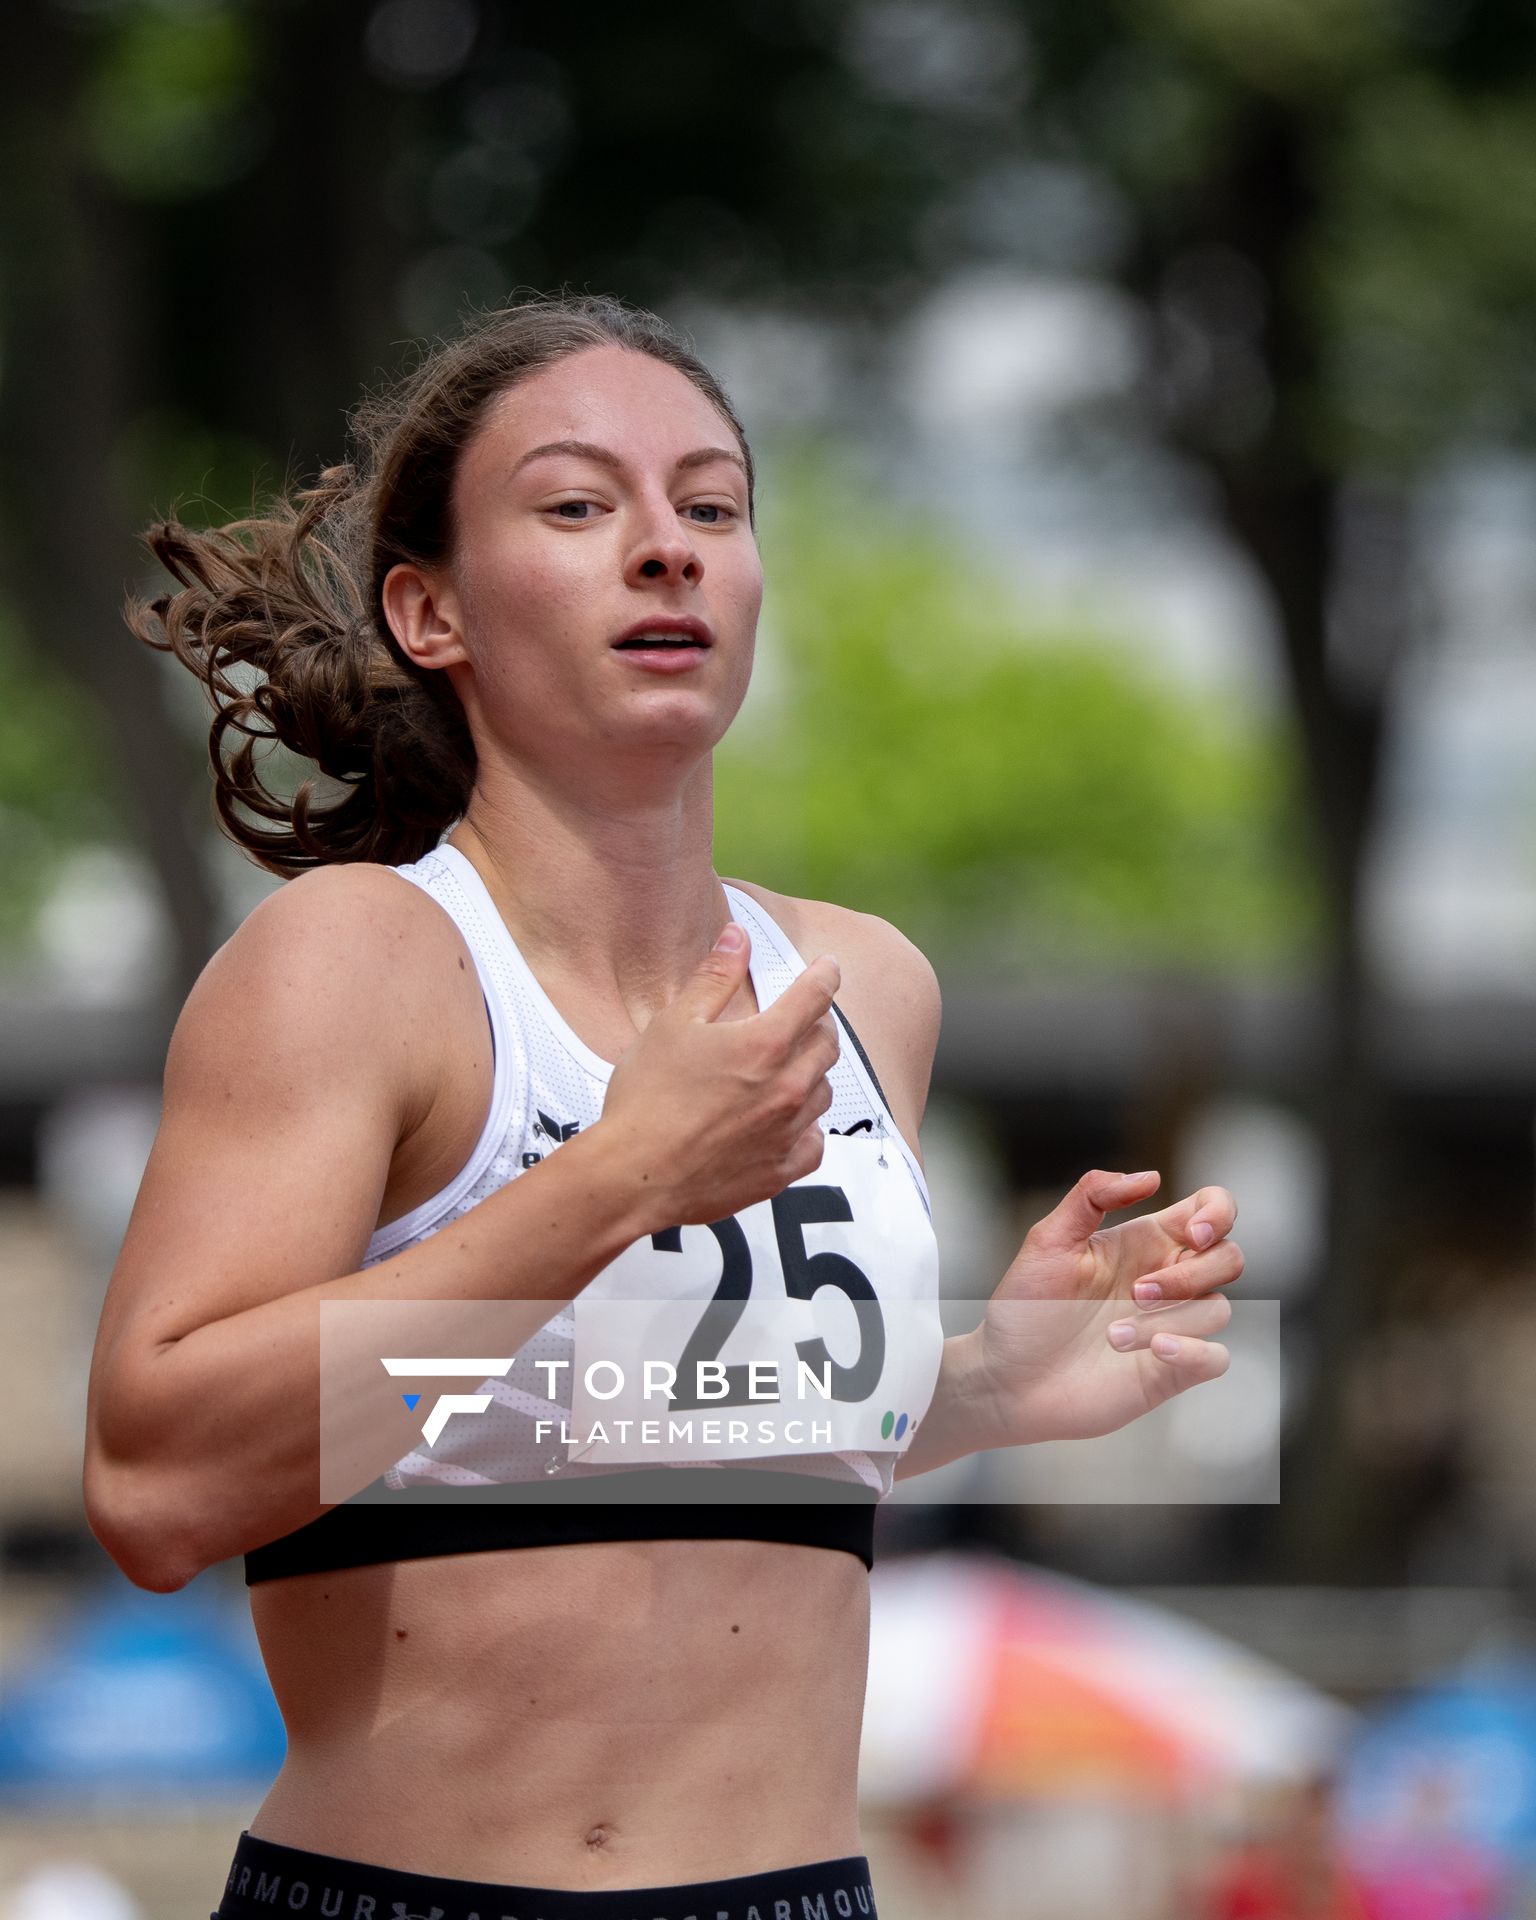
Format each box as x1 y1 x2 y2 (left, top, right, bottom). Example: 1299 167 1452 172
613 633 709 650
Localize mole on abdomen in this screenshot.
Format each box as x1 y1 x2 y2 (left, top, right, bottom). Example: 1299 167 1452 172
731 1623 740 1633
458 956 465 969
394 1628 408 1640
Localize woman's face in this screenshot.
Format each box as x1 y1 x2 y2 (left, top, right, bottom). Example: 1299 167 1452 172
421 341 762 779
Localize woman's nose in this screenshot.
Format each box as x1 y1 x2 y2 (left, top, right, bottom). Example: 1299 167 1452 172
625 504 702 586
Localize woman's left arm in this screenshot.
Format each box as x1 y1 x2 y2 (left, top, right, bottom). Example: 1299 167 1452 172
894 1168 1240 1479
839 920 1239 1481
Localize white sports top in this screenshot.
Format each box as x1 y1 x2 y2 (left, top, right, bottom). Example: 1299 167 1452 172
243 840 941 1583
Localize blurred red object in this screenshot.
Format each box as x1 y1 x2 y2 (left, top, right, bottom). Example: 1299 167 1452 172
1207 1841 1372 1920
861 1552 1355 1806
1203 1778 1373 1920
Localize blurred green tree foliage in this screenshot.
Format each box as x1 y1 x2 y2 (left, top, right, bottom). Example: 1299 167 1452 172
80 0 265 199
0 608 116 952
716 442 1317 975
1050 0 1536 467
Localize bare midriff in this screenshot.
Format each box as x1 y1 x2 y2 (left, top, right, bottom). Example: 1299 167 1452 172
246 1534 870 1889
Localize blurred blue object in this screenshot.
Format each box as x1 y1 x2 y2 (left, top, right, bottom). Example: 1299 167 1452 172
1338 1648 1536 1868
0 1575 285 1802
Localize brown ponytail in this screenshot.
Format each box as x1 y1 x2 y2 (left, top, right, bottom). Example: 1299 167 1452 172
125 290 757 877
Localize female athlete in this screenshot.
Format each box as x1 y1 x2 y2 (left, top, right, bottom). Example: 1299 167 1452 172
83 292 1240 1920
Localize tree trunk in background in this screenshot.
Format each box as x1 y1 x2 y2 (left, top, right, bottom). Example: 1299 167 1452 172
1218 463 1401 1578
0 4 217 1005
200 0 405 462
1126 109 1408 1577
0 4 408 1001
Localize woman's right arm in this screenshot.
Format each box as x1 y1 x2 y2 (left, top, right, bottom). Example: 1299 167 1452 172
83 872 842 1592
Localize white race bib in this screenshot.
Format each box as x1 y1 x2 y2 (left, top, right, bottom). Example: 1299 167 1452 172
568 1130 941 1465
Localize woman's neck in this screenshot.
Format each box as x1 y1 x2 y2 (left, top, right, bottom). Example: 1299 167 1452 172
444 755 733 1028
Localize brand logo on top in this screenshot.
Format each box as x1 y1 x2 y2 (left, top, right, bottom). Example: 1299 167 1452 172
522 1108 581 1169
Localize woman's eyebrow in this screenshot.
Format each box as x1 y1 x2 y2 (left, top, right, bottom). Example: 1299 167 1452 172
510 438 747 479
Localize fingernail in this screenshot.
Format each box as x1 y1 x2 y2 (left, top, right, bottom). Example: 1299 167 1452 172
1133 1281 1163 1305
1107 1321 1137 1350
1131 1170 1157 1180
1151 1333 1180 1359
714 924 745 952
1190 1219 1214 1249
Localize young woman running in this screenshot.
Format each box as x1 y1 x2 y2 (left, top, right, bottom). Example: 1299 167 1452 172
83 293 1241 1920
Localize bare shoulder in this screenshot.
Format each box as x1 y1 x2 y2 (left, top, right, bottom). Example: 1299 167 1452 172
720 875 942 1154
205 860 474 1019
721 875 940 1013
171 860 479 1139
226 859 459 970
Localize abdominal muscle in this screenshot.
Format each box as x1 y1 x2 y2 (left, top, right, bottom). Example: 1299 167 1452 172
246 1535 871 1888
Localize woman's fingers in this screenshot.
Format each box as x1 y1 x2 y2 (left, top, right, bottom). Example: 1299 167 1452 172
1130 1233 1245 1306
1022 1168 1162 1255
1177 1184 1238 1251
1141 1332 1231 1383
1106 1289 1232 1352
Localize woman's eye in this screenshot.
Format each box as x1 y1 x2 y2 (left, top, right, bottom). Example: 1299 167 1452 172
545 498 735 524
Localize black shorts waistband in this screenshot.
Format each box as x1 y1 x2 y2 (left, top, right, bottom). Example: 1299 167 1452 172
213 1828 880 1920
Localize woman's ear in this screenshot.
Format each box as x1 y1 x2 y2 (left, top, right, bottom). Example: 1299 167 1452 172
381 561 468 672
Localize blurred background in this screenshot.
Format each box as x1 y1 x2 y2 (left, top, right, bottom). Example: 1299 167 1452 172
1 0 1535 1914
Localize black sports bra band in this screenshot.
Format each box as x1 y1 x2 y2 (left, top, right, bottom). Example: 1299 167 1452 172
244 1469 877 1584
